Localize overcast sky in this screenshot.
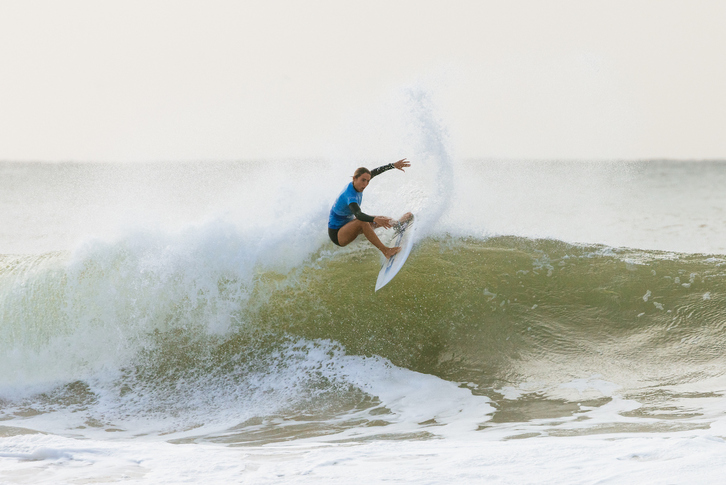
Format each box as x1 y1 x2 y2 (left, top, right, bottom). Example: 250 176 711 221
1 0 724 162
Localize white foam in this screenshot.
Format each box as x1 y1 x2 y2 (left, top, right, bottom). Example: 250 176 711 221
559 376 622 397
0 338 492 444
4 430 726 484
328 351 494 438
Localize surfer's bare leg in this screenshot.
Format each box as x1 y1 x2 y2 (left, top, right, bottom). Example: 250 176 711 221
361 222 401 259
337 220 401 259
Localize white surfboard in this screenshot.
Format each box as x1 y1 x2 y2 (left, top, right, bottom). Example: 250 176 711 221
375 216 416 292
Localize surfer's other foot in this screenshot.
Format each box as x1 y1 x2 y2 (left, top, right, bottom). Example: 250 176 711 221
393 212 414 233
383 246 401 259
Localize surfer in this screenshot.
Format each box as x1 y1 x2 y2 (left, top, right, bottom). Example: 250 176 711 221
328 158 412 259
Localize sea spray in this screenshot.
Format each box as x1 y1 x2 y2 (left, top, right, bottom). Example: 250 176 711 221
401 87 455 237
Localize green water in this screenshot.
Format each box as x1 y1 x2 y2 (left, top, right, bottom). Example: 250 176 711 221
244 236 726 408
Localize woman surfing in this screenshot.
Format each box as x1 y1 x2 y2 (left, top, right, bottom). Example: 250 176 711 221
328 158 412 258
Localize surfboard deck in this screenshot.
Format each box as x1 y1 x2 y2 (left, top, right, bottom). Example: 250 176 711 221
375 215 416 292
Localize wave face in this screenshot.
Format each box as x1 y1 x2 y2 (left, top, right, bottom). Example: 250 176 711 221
225 235 726 403
2 231 725 440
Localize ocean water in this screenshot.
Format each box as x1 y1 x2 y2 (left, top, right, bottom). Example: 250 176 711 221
2 111 726 482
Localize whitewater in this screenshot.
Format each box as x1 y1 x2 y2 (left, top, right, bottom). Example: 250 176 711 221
2 98 726 483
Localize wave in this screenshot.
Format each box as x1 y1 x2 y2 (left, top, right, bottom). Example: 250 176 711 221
2 228 725 439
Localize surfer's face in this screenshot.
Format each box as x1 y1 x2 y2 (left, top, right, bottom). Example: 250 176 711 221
353 173 371 192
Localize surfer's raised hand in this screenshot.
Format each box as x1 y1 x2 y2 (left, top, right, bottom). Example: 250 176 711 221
374 216 394 229
393 158 410 172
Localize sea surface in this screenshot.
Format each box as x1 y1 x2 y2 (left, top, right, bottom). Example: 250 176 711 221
2 126 726 482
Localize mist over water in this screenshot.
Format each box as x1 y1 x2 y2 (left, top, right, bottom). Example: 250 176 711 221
2 93 726 483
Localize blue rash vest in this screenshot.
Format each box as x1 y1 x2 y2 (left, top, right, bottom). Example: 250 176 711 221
328 182 362 230
327 164 395 230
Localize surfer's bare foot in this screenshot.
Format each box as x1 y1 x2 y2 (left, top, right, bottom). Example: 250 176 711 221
383 246 401 259
399 212 413 223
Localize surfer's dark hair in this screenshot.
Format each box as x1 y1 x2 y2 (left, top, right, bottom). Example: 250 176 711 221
353 167 370 179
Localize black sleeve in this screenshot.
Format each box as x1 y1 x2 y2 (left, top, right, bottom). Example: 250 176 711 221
348 203 375 223
370 163 395 179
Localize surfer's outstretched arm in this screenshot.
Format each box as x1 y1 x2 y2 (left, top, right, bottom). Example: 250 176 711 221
370 158 410 178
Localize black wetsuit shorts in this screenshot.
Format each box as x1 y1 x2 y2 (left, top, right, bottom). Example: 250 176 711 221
328 227 341 246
